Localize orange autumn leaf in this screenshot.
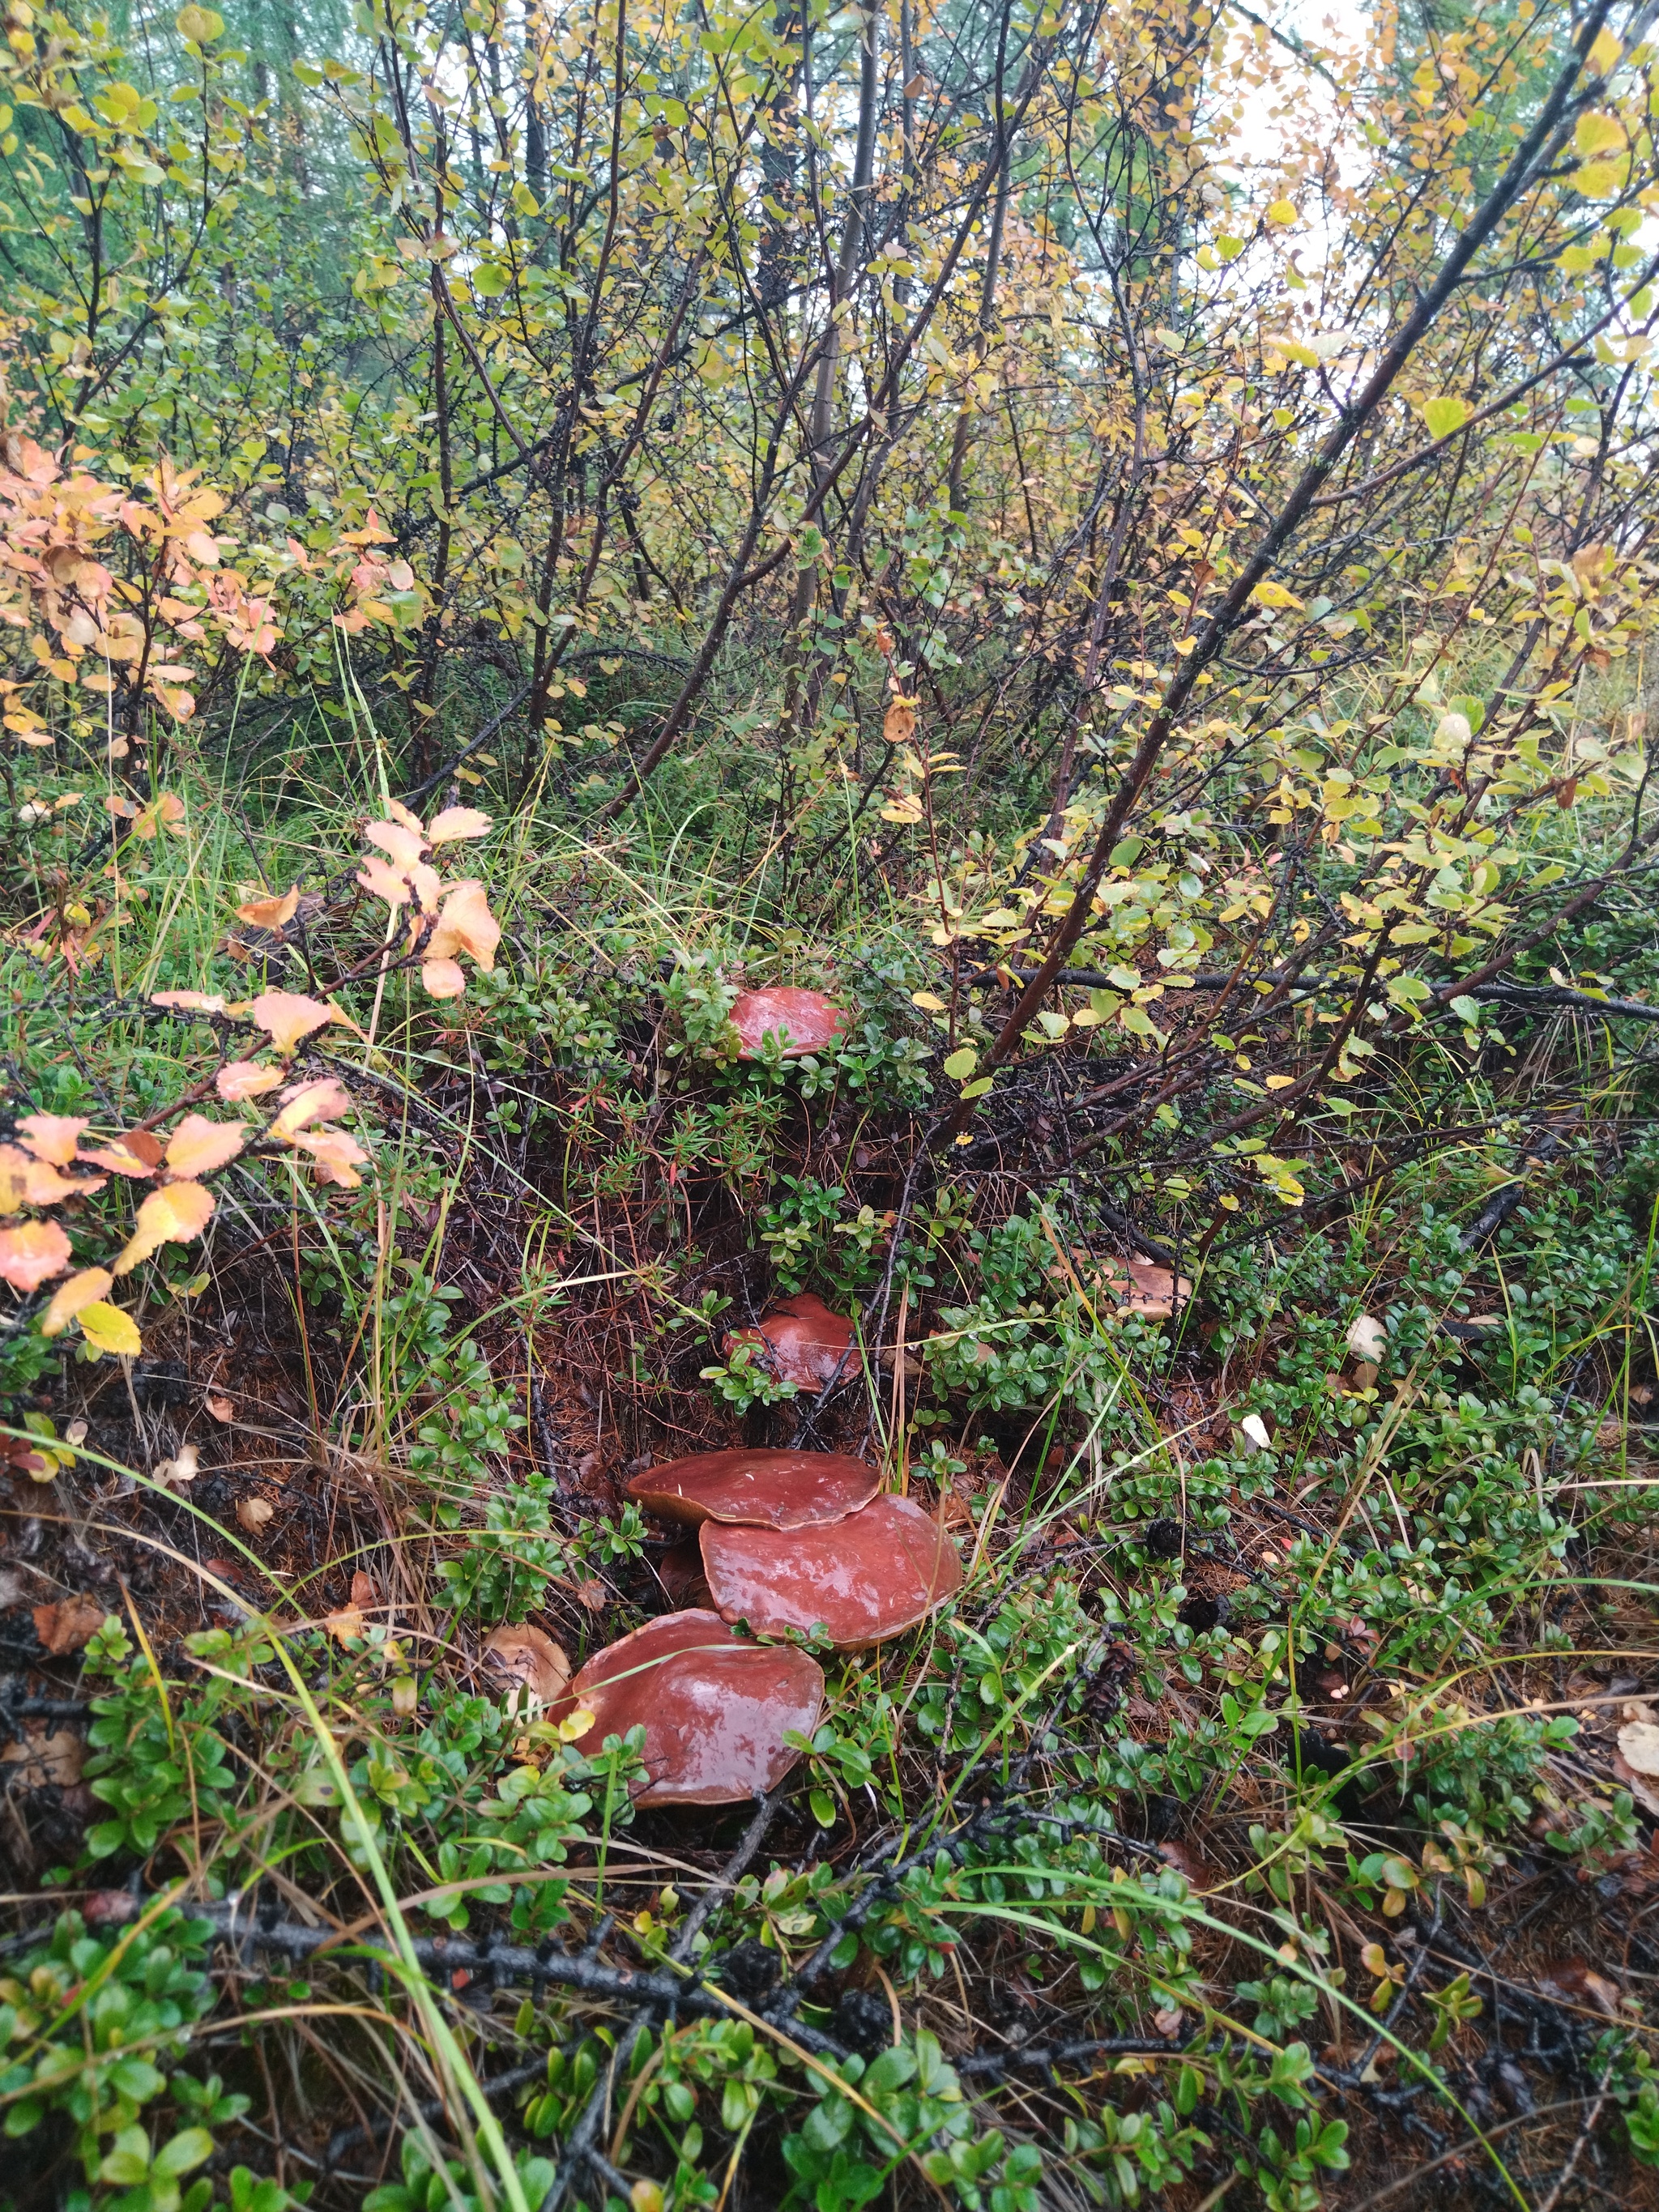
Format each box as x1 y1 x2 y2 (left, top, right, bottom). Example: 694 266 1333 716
356 854 415 906
79 1129 164 1178
250 991 334 1055
151 990 228 1014
164 1113 246 1179
424 880 499 973
0 1144 105 1209
364 819 428 870
0 1219 72 1290
113 1180 215 1274
290 1126 369 1189
41 1265 114 1335
422 956 467 999
271 1079 352 1138
236 885 300 930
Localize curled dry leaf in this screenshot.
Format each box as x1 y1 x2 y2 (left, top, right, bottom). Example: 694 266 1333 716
1346 1313 1388 1362
552 1609 823 1807
1618 1720 1659 1777
235 1494 274 1533
250 990 335 1055
1 1727 84 1789
700 1493 964 1650
32 1595 108 1655
725 1292 862 1393
729 986 847 1059
205 1393 234 1422
236 885 299 930
42 1267 114 1336
154 1443 200 1485
114 1179 214 1275
216 1060 283 1102
0 1219 73 1292
628 1447 881 1530
164 1113 245 1179
17 1113 88 1166
1238 1413 1274 1453
483 1622 572 1707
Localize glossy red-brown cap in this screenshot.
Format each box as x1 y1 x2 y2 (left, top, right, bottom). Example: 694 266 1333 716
700 1494 964 1650
724 1293 863 1393
730 987 847 1059
628 1447 881 1530
554 1609 824 1807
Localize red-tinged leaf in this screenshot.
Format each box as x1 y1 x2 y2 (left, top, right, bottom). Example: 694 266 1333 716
79 1128 164 1178
356 855 413 906
364 819 428 869
291 1127 369 1188
17 1114 88 1166
215 1059 284 1102
0 1219 72 1290
164 1114 245 1179
425 880 499 973
271 1079 351 1137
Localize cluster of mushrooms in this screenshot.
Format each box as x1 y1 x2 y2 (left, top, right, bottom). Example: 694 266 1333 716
480 985 1188 1809
525 1448 965 1807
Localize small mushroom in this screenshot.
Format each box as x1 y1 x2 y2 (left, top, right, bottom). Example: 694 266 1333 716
730 987 847 1059
555 1609 824 1807
483 1623 573 1709
724 1292 863 1392
628 1447 881 1530
700 1493 963 1650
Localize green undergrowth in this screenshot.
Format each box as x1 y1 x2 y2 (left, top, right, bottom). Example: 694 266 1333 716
2 763 1658 2212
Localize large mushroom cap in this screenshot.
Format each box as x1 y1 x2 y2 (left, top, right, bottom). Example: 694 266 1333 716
730 987 847 1059
556 1609 823 1807
629 1447 881 1530
724 1292 863 1393
700 1494 963 1650
1102 1255 1192 1321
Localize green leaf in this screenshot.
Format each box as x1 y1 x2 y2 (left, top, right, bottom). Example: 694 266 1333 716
155 2129 215 2179
471 260 511 297
112 2057 167 2103
958 1076 993 1099
810 1788 836 1827
1422 394 1469 438
942 1047 977 1080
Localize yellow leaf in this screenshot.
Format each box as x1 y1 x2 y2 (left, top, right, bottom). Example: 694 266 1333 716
1250 579 1305 612
113 1181 215 1275
0 1220 72 1290
271 1079 352 1138
426 805 493 843
1589 27 1623 72
41 1266 113 1336
79 1301 142 1357
164 1114 245 1179
1266 198 1298 224
1575 110 1626 156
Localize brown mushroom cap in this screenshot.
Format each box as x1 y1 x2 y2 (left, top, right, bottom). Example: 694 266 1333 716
700 1494 964 1650
724 1292 863 1392
1100 1255 1192 1321
730 987 847 1059
482 1623 572 1707
555 1609 824 1807
628 1447 881 1530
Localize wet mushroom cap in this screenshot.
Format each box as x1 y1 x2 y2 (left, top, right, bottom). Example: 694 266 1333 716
627 1447 881 1530
723 1292 863 1392
700 1493 964 1650
730 987 847 1059
553 1609 824 1807
1099 1255 1192 1321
